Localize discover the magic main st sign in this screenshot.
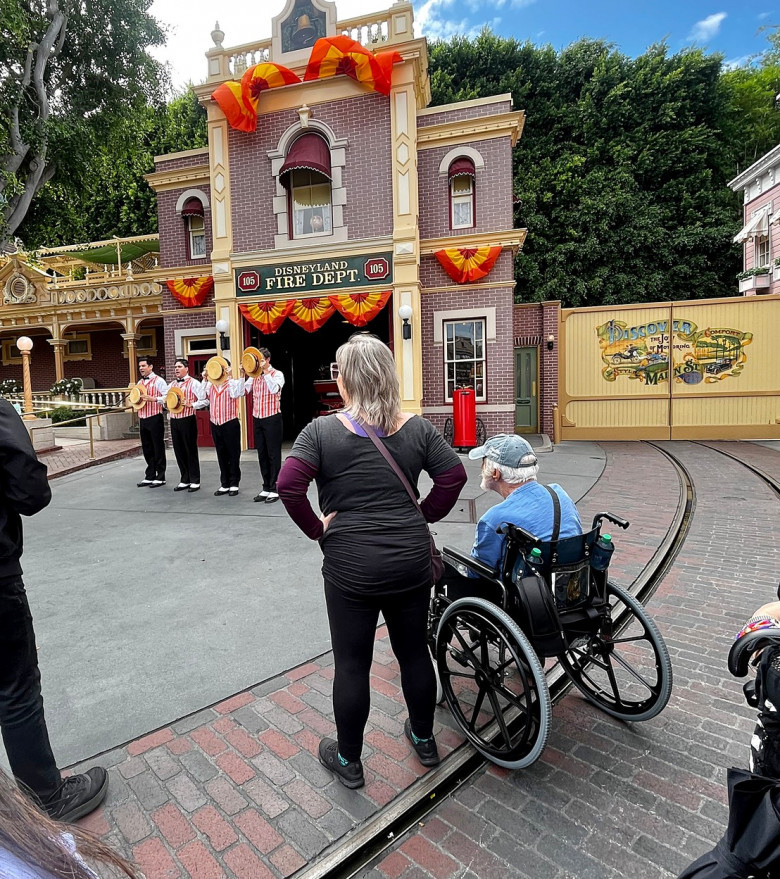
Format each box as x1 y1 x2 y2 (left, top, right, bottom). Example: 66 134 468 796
235 253 393 296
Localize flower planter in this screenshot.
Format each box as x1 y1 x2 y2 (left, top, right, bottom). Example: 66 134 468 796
739 274 772 293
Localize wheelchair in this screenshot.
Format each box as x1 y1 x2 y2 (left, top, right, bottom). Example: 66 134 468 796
427 512 673 769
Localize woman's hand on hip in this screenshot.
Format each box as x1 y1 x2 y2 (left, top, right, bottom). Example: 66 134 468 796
320 511 337 534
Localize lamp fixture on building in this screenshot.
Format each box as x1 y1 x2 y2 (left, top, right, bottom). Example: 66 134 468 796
398 304 413 340
216 319 230 351
16 336 35 421
547 334 555 351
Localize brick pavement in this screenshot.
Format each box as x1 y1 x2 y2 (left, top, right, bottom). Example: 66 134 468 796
40 439 141 479
69 440 695 879
362 441 780 879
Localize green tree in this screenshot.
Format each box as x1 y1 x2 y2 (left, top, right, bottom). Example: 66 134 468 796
0 0 166 247
429 33 742 306
17 89 208 248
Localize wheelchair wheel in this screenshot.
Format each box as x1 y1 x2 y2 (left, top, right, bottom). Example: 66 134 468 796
436 597 551 768
558 581 672 722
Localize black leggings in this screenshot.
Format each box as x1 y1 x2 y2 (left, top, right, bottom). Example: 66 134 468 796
324 579 436 762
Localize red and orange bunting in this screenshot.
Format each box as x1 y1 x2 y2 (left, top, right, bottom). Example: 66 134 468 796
211 81 257 132
372 50 403 96
241 62 301 115
166 277 214 308
288 297 336 333
304 36 393 96
239 300 295 334
329 290 392 326
434 246 503 284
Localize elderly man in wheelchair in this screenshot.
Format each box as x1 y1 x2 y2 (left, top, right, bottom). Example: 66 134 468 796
428 434 673 770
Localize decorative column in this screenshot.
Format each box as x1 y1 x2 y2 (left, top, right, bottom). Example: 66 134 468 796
121 333 141 384
16 336 35 420
47 338 66 383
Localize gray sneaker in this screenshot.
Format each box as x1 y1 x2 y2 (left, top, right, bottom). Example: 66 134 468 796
43 767 109 823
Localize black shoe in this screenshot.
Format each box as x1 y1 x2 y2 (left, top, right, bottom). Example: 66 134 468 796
150 480 166 488
265 492 280 503
318 738 364 789
174 483 190 492
404 718 440 767
188 484 200 493
214 488 229 496
228 488 239 497
137 480 153 487
254 492 269 502
43 767 109 823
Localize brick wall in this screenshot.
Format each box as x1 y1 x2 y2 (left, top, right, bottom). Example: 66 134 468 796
163 311 216 373
418 137 513 240
155 152 209 173
512 302 560 438
229 92 393 253
417 99 513 128
157 185 213 270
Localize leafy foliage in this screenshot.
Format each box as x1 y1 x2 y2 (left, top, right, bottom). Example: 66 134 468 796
430 32 745 306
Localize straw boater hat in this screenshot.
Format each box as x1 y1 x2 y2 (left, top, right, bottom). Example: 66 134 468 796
165 385 186 415
205 355 230 385
241 346 265 378
127 382 145 412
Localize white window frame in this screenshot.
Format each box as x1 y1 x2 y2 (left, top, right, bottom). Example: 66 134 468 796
289 169 333 240
443 318 487 403
450 174 475 229
188 215 207 259
123 329 158 359
755 233 770 268
1 340 22 365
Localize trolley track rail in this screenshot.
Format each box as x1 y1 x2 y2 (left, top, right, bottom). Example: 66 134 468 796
296 445 697 879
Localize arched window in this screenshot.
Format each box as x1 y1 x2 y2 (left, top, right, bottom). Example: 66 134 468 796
280 133 333 239
181 197 207 258
449 157 476 230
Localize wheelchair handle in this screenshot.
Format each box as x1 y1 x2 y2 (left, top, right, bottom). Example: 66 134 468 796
591 512 630 531
497 523 541 545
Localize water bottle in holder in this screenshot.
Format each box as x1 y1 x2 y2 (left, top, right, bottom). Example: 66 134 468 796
590 533 614 572
525 546 543 575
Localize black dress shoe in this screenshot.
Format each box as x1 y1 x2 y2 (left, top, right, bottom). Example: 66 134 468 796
173 483 190 492
265 493 280 503
228 488 239 497
137 480 153 487
214 489 229 496
188 484 201 493
149 480 166 488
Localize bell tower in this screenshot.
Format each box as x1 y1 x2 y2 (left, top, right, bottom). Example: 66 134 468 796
272 0 337 64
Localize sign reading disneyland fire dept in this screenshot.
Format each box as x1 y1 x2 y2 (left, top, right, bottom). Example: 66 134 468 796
235 254 393 296
597 318 753 385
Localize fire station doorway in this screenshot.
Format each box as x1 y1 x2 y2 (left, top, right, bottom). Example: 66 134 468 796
242 307 392 440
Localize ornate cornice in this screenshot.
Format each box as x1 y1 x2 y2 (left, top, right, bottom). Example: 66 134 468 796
144 167 210 193
417 111 525 150
420 229 526 254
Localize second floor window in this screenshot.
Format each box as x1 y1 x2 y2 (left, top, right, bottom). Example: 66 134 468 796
280 132 333 240
188 216 207 258
449 157 476 229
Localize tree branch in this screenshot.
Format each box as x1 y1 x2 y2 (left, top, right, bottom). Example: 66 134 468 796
4 43 36 178
34 1 67 126
4 154 56 237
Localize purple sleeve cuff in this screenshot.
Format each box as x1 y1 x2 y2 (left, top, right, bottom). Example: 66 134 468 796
420 462 468 523
277 456 324 540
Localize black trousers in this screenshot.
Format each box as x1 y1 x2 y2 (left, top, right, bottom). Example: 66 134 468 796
211 418 241 488
139 413 166 481
0 576 60 800
253 413 283 491
324 579 436 762
170 415 200 485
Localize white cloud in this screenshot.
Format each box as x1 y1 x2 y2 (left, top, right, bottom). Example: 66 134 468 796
687 12 727 43
758 11 773 20
723 54 755 70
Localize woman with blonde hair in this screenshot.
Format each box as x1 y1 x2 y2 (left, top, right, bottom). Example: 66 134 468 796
278 333 466 788
0 768 139 878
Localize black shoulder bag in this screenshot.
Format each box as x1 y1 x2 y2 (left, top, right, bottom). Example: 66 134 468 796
359 420 445 583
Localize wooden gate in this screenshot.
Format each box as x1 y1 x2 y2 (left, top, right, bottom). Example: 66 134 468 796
558 295 780 441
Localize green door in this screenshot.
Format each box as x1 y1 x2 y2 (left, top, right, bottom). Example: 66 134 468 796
514 346 538 433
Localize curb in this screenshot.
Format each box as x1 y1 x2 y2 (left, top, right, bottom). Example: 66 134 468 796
47 445 142 480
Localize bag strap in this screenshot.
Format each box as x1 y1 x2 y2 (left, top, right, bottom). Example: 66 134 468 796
358 418 425 521
543 483 561 561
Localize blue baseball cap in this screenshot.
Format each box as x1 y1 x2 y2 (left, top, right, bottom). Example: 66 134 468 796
468 434 538 468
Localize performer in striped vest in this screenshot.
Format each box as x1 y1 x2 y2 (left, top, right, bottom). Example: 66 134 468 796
243 347 285 504
165 359 203 492
198 360 245 496
136 358 168 488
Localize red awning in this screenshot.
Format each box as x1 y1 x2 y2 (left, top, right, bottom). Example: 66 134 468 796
280 133 332 185
448 157 476 179
181 197 204 217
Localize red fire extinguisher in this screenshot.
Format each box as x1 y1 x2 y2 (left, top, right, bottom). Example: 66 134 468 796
452 388 477 448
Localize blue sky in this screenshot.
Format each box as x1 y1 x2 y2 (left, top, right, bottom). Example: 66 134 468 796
151 0 775 88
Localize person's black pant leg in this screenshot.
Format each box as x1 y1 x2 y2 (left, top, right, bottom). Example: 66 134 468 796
211 421 229 488
323 580 379 762
253 416 270 491
182 415 200 484
223 418 241 487
148 413 166 481
382 587 437 740
139 417 156 480
264 413 283 491
0 576 61 801
170 418 190 484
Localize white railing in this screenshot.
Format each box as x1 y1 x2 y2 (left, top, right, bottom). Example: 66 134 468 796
339 16 390 45
228 41 272 76
78 388 130 407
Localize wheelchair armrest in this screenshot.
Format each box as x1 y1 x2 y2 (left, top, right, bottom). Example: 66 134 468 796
442 546 499 580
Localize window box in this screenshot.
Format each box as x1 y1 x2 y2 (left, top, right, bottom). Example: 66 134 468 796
773 264 780 282
739 274 771 293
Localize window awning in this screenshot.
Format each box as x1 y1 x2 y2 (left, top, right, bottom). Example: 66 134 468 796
280 133 331 185
734 206 770 243
181 197 204 217
448 157 476 180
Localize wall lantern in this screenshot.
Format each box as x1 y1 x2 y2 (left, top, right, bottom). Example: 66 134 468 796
547 334 555 351
398 304 413 340
216 319 230 351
